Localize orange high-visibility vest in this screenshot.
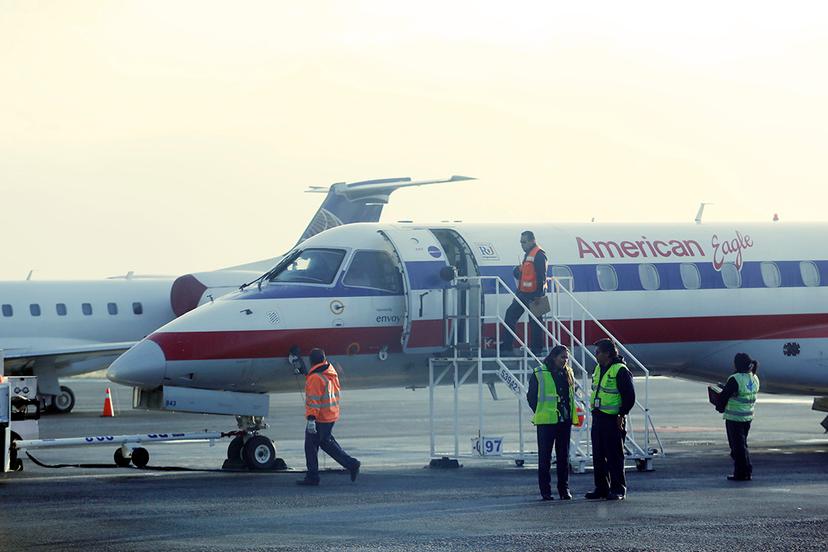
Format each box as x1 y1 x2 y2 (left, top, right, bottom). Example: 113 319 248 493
305 362 341 422
519 245 545 294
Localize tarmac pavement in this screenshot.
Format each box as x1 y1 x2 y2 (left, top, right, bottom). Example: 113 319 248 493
1 377 826 551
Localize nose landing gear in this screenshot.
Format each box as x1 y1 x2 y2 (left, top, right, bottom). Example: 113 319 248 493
222 415 287 471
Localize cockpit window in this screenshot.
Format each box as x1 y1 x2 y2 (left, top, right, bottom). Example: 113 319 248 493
344 250 403 293
268 248 346 285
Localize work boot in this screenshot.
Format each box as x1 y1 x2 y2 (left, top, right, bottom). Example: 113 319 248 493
606 492 626 501
541 495 554 501
296 478 319 486
559 489 572 500
584 489 608 500
350 461 361 482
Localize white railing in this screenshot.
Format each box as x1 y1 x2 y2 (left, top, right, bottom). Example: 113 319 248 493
428 274 661 471
546 277 663 466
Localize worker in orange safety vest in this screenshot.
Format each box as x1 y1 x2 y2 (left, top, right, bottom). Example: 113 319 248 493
501 230 548 355
297 348 361 486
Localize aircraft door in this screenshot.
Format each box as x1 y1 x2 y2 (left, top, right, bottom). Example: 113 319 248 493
378 228 451 354
430 228 482 349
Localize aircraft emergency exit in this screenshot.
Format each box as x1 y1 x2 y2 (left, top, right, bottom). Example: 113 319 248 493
108 220 828 430
1 176 470 412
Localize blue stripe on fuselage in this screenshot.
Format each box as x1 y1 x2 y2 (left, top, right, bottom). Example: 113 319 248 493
230 259 828 302
485 260 828 292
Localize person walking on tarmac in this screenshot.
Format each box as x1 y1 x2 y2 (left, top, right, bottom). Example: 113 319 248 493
716 353 759 481
527 345 578 500
585 339 635 501
502 231 548 355
297 348 361 486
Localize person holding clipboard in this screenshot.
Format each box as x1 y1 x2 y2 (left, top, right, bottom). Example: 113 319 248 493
711 353 760 481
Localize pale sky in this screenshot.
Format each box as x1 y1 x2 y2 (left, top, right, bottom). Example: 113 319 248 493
1 1 826 279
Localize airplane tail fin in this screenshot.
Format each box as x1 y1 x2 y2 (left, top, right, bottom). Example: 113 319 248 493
217 175 473 273
297 175 474 244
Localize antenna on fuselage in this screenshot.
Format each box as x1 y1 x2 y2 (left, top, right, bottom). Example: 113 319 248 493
695 202 713 224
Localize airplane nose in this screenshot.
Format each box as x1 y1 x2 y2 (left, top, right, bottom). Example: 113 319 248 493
107 339 166 388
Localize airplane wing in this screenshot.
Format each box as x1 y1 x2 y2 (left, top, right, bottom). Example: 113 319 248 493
2 342 136 372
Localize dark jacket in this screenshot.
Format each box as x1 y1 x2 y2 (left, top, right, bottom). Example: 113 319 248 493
513 248 548 299
716 368 752 413
592 361 636 417
527 364 573 423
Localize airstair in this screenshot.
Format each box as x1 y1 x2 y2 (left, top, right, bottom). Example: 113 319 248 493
428 275 662 473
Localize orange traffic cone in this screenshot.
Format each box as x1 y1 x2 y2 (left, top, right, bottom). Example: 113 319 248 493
101 387 115 417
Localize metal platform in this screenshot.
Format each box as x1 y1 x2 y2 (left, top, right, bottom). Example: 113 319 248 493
428 275 662 472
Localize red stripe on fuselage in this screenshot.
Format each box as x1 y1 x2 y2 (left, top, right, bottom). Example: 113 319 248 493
149 313 828 361
149 326 404 361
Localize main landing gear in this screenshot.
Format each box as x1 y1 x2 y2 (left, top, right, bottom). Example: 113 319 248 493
38 386 76 414
222 415 287 471
114 445 150 468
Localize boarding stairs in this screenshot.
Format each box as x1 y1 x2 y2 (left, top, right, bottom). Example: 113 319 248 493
428 276 662 472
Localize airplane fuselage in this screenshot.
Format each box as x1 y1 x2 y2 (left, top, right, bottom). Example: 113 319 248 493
108 221 828 396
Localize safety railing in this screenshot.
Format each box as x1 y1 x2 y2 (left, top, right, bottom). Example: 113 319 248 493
430 275 592 470
546 277 663 468
428 274 661 471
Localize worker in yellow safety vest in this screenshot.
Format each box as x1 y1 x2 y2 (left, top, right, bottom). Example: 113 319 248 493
296 348 361 486
502 230 548 355
716 353 759 481
585 339 636 501
527 345 580 500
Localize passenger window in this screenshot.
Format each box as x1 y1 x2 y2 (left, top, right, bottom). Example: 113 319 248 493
107 302 118 315
550 265 574 291
30 304 41 317
56 303 67 316
800 261 820 287
760 262 781 288
269 248 346 285
132 302 143 315
82 303 93 316
680 263 701 290
638 264 660 290
2 304 12 317
721 263 741 289
343 250 403 293
596 265 618 291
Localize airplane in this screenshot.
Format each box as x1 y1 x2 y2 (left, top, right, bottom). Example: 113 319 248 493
107 219 828 466
1 176 471 413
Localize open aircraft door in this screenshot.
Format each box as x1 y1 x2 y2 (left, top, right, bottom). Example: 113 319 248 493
379 228 451 354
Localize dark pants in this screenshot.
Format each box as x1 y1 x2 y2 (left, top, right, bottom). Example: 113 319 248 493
591 411 626 495
503 296 544 353
304 421 359 482
725 420 752 478
537 422 571 497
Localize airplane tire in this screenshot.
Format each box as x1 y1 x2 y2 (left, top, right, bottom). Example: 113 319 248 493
226 435 245 462
8 435 23 471
243 436 276 470
114 448 131 467
131 447 150 468
52 386 76 414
